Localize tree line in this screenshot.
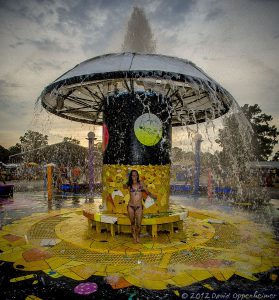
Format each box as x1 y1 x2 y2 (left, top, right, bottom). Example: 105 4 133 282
0 132 81 163
0 104 278 164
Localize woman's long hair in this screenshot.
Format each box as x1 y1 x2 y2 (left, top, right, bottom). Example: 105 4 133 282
127 170 140 187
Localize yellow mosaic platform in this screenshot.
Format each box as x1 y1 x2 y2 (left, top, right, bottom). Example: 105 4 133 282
83 209 187 237
0 203 278 290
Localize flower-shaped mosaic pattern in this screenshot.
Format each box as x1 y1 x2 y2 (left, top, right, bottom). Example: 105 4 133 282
0 204 278 290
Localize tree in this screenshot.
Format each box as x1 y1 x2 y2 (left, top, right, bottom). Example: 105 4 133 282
9 143 21 156
171 147 184 163
215 104 277 205
216 110 255 170
272 151 279 161
241 104 279 160
0 145 10 163
171 147 195 164
214 108 262 202
0 143 22 164
216 104 279 167
19 130 48 152
63 137 80 145
201 152 218 170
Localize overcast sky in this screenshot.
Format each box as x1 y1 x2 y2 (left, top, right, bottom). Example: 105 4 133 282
0 0 278 153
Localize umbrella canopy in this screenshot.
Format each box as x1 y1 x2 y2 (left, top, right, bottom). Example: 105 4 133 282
39 52 234 126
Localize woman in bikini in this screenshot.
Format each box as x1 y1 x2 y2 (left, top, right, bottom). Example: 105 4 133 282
127 170 155 243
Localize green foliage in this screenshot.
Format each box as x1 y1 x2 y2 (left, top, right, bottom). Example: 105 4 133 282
214 109 262 195
0 143 21 163
63 137 80 144
273 151 279 161
19 130 48 152
216 111 255 174
216 104 279 169
171 146 218 174
215 104 278 205
0 145 10 163
241 104 279 160
9 143 21 156
171 147 195 164
200 152 218 169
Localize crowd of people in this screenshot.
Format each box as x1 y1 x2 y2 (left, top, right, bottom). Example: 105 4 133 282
0 162 88 188
52 164 87 189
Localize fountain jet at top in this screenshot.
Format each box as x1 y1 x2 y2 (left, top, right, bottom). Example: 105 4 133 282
39 7 235 215
122 7 156 53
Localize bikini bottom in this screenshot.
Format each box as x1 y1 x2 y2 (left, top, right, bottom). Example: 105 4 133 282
127 204 143 212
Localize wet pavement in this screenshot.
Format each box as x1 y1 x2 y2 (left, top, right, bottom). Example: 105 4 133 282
0 188 279 299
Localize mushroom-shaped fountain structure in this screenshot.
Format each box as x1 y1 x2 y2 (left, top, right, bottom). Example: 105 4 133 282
40 52 234 235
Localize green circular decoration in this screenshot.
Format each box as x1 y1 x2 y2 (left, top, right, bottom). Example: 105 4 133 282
134 113 163 146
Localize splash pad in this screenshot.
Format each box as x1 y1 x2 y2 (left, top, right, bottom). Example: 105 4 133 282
0 198 278 293
39 52 235 235
8 51 271 295
1 4 278 296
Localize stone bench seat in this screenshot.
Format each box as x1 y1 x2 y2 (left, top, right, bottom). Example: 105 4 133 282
83 210 188 238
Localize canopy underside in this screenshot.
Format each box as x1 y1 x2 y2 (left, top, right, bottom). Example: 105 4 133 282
41 75 232 126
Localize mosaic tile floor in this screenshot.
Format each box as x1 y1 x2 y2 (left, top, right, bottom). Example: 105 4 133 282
0 193 279 299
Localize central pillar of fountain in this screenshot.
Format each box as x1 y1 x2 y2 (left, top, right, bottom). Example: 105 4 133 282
102 91 172 214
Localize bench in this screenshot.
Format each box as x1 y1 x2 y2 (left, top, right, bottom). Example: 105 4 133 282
83 210 187 238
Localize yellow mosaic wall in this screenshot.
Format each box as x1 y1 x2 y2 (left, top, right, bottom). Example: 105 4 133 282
102 164 171 214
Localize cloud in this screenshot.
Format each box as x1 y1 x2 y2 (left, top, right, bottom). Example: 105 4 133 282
0 80 24 105
9 37 70 52
0 0 51 24
9 41 25 49
204 7 224 22
0 80 36 124
0 0 278 152
151 0 196 27
0 79 22 89
26 59 67 72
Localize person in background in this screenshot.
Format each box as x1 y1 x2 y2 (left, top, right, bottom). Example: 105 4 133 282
72 166 81 184
72 166 81 193
0 165 6 184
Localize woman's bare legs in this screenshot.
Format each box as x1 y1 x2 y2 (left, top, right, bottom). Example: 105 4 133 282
127 206 136 242
135 207 143 243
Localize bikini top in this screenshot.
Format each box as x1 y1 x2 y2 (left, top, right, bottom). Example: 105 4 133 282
130 183 144 193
